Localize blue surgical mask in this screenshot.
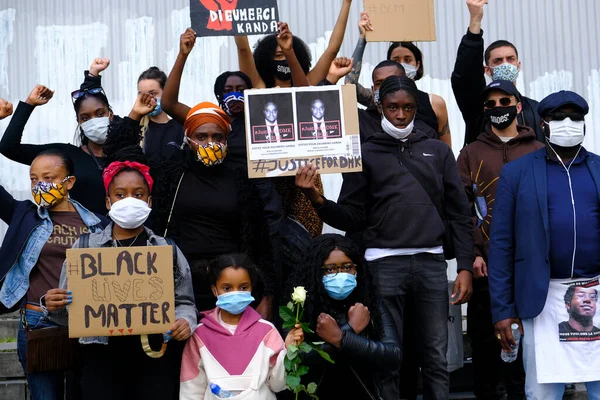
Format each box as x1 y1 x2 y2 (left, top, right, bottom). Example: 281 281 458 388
322 273 357 300
216 291 255 315
492 63 519 83
148 97 162 117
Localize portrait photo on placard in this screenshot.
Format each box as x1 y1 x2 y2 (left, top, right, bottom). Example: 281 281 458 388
295 90 342 140
247 92 295 144
558 282 600 341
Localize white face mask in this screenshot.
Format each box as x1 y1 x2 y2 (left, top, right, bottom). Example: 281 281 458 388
401 63 418 80
381 115 415 140
81 117 110 145
545 118 585 147
108 197 151 230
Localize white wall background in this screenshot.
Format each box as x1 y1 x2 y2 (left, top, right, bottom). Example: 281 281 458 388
0 0 599 280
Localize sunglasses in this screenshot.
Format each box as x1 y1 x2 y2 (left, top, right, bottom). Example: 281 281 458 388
483 97 513 109
548 111 585 122
71 87 106 104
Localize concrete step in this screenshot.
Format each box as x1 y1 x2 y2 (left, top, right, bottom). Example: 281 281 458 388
0 318 19 340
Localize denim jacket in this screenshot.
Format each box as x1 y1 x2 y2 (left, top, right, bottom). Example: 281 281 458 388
0 185 106 309
48 223 198 345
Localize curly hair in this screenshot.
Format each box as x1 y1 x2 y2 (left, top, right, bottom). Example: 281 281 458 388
213 71 253 107
287 234 383 339
253 34 312 88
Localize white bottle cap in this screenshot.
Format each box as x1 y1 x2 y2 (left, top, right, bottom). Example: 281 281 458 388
510 323 519 330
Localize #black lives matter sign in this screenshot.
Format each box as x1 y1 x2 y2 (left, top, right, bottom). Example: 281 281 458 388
190 0 279 37
66 246 175 338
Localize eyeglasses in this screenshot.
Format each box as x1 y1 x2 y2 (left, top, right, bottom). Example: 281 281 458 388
321 263 357 276
574 292 598 301
71 87 106 104
548 111 585 122
483 97 513 109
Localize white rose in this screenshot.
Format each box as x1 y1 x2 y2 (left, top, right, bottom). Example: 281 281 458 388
291 286 307 306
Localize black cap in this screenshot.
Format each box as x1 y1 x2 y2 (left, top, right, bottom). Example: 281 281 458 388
481 80 522 103
538 90 589 117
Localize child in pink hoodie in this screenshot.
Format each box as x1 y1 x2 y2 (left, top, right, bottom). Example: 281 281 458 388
180 254 303 399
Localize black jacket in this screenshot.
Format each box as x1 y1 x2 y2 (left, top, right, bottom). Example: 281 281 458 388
299 302 402 400
451 29 543 146
317 129 474 272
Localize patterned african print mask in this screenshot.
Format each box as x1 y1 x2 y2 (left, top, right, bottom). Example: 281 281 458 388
31 176 71 208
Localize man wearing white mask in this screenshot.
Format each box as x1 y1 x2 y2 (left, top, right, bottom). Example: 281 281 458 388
295 75 474 399
489 90 600 399
452 0 543 145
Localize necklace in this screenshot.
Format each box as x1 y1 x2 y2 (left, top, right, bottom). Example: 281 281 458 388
113 232 141 248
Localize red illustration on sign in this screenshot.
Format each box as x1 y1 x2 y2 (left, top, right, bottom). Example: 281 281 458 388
199 0 239 31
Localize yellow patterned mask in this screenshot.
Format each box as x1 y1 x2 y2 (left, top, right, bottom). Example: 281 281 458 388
196 141 228 167
31 176 71 208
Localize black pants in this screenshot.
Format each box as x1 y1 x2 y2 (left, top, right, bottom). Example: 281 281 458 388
79 335 184 400
467 278 525 400
370 254 450 400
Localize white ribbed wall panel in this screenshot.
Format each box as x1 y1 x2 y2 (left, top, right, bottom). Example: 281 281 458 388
1 1 599 274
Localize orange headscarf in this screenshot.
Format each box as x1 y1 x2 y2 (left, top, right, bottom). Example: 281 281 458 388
184 102 231 137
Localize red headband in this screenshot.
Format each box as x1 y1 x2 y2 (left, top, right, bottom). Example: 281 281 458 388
103 161 154 193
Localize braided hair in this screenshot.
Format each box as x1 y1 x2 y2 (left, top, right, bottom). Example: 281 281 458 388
253 35 312 88
213 71 253 107
288 234 383 339
378 75 419 106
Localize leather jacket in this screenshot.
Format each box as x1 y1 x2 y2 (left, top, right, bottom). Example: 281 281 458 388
301 301 402 399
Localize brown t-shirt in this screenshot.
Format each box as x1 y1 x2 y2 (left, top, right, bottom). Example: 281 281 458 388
27 212 88 303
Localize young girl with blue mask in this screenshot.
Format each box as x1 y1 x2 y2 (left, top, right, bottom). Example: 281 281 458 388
180 254 303 399
286 234 402 400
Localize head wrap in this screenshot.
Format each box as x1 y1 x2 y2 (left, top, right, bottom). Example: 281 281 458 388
103 161 154 193
184 102 231 137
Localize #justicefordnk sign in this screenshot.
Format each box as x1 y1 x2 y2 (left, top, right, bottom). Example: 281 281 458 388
190 0 279 37
66 246 175 338
244 85 362 178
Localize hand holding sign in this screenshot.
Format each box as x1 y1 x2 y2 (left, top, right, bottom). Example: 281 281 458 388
276 22 293 52
296 165 324 206
45 288 72 311
358 11 374 37
180 28 197 56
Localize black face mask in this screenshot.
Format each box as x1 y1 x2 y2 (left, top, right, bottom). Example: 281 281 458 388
272 60 292 81
485 106 518 130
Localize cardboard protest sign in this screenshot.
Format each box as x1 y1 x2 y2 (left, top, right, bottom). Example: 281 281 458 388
364 0 436 42
245 85 362 178
190 0 279 37
66 246 175 338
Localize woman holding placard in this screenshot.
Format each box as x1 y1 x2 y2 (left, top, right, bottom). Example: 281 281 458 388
0 149 108 400
45 141 197 399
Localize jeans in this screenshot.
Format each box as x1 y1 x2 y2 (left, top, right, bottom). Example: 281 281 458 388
17 308 65 400
522 318 600 400
369 253 449 400
467 278 525 400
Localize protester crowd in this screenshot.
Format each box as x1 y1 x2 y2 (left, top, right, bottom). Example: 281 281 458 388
0 0 598 399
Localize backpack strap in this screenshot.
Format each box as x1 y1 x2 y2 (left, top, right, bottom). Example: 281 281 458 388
164 237 177 269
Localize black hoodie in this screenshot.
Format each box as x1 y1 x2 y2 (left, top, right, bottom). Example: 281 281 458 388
317 129 475 272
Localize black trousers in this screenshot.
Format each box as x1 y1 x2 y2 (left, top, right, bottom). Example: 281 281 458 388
467 278 525 400
79 335 185 400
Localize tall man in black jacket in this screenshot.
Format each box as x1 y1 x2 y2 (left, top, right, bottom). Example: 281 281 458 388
452 0 542 146
296 76 474 400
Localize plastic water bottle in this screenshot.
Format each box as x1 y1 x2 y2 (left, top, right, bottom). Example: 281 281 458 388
210 383 233 398
500 323 521 363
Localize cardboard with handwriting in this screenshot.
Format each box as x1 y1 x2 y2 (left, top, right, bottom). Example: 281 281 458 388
364 0 436 42
66 246 175 338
